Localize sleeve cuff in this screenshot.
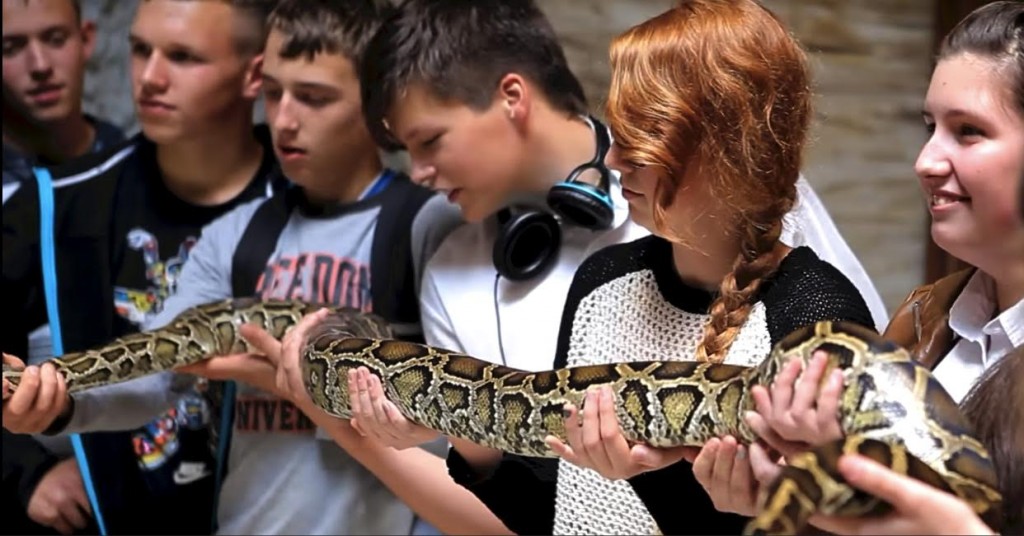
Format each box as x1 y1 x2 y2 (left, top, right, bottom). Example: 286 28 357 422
445 444 493 487
42 396 75 436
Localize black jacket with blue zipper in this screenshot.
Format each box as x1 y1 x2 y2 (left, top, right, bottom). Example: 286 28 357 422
2 125 284 534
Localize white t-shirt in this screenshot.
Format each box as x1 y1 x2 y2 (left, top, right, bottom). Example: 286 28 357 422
932 270 1024 403
419 174 888 371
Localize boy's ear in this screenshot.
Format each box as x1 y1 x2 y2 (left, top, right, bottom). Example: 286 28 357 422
496 73 529 124
79 20 97 62
243 54 264 100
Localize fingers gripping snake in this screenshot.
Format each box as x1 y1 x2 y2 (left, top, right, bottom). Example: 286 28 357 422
2 298 1003 535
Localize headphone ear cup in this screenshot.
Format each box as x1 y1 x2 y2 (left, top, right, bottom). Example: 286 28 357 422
547 183 614 231
492 210 562 281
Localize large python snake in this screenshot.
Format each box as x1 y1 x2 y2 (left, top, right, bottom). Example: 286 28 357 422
2 298 1003 535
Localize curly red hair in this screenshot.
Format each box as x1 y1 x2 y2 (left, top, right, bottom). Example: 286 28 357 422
606 0 813 362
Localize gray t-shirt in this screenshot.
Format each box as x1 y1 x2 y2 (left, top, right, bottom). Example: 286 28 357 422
61 173 462 535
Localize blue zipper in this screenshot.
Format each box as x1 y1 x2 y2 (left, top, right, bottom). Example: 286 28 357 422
34 166 108 535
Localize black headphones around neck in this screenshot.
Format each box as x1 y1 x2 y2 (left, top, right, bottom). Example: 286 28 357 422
492 115 615 281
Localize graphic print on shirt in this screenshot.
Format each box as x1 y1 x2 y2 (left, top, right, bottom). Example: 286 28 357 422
114 228 196 324
235 252 372 434
112 227 212 476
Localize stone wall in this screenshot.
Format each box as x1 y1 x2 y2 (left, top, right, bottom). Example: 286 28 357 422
764 0 933 316
80 0 934 315
80 0 137 131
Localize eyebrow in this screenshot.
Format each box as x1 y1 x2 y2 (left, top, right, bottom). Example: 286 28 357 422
3 24 71 38
261 74 340 93
921 108 980 120
400 125 421 141
293 81 339 92
127 33 197 52
39 24 72 34
400 124 444 144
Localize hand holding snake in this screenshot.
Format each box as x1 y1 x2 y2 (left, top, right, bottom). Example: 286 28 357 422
692 435 777 516
813 454 997 535
347 366 442 449
753 351 846 451
546 384 695 480
2 353 68 435
694 351 846 517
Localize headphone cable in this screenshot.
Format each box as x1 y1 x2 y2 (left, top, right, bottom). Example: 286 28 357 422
493 273 508 367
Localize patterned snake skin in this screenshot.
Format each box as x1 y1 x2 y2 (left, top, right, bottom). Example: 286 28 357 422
2 298 1003 535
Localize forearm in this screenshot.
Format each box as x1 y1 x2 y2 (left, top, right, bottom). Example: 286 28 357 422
61 373 182 434
300 399 512 535
358 442 513 535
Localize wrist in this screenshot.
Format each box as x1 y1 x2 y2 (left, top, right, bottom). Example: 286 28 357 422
295 396 365 447
16 452 63 511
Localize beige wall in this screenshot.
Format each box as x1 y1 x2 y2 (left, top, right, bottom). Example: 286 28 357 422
81 0 934 315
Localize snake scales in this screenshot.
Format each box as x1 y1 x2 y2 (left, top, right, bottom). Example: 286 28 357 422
2 297 1003 535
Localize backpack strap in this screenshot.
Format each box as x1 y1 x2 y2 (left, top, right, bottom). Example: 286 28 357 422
230 186 300 297
369 175 434 342
32 166 109 536
214 181 294 532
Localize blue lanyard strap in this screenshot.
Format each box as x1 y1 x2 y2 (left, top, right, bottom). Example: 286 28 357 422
33 167 108 536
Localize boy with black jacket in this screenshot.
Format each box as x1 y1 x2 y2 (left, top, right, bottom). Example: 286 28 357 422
2 0 282 533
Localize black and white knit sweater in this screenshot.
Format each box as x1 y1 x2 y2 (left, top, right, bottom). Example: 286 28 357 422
447 235 875 535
